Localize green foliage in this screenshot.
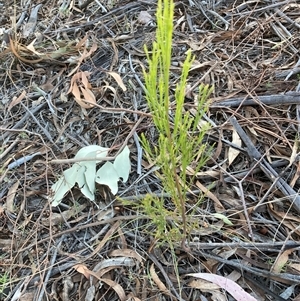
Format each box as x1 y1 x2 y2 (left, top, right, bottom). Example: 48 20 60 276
141 0 213 244
0 272 9 297
139 195 182 243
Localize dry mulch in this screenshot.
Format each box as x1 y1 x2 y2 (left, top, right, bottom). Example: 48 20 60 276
1 0 300 300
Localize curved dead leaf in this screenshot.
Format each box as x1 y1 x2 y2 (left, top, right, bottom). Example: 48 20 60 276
74 264 91 279
6 181 19 213
106 71 127 91
8 90 26 111
99 278 127 301
228 129 241 166
271 248 294 274
189 279 220 290
149 264 171 296
109 248 143 263
81 70 91 89
93 257 135 273
74 263 126 301
127 293 142 301
80 86 96 106
196 180 224 212
188 273 258 301
68 71 96 108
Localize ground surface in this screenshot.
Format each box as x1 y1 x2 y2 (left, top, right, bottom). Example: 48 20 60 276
1 1 300 300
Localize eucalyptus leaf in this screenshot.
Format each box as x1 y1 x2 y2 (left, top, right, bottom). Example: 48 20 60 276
75 145 109 161
213 213 233 226
83 161 97 195
51 144 131 206
51 177 71 207
75 164 86 187
51 164 78 206
113 146 131 182
95 162 119 195
80 182 95 201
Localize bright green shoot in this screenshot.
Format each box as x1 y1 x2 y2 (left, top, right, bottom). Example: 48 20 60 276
0 272 9 297
142 0 213 247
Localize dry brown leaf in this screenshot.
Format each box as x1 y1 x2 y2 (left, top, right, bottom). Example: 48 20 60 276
94 266 117 279
269 203 300 235
75 34 89 49
290 161 300 188
126 293 142 301
189 280 227 301
149 264 170 295
189 279 220 290
74 264 91 279
67 72 82 94
68 39 98 76
289 263 300 272
196 180 225 212
194 170 220 177
75 263 127 301
102 83 117 97
81 70 91 88
228 129 241 166
8 91 26 111
6 181 19 213
26 39 43 55
80 86 96 104
68 71 96 108
109 248 143 263
42 204 86 226
106 71 127 91
272 248 294 274
99 278 127 301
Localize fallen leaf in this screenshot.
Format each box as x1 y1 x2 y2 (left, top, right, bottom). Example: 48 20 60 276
96 162 119 194
110 248 143 263
74 264 91 279
68 71 96 108
196 180 224 212
137 11 153 24
74 263 127 301
8 91 26 111
187 273 258 301
6 181 19 213
113 146 131 182
228 129 241 166
106 71 127 91
271 248 294 274
150 264 170 295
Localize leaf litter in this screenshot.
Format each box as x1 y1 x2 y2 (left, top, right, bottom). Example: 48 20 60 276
0 1 300 301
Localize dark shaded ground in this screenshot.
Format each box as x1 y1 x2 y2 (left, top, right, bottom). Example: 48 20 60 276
1 0 300 300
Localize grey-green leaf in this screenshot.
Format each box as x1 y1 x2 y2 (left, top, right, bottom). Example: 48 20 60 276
113 146 131 182
95 162 120 195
